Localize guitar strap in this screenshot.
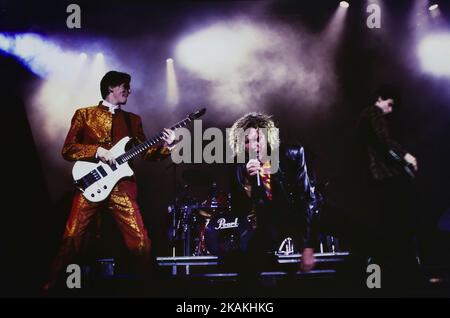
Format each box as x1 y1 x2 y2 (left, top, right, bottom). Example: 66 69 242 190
123 111 134 142
111 111 134 147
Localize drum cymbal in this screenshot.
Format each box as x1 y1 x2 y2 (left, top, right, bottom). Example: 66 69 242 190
182 169 214 186
196 209 212 218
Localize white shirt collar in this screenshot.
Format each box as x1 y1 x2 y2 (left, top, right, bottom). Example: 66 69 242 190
102 100 121 114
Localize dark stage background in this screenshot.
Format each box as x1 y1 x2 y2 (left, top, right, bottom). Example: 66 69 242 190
1 0 449 296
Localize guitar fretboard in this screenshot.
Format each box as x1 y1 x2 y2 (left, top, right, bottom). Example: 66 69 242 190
116 117 193 165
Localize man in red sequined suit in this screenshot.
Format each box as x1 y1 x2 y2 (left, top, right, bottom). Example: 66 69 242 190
46 71 175 289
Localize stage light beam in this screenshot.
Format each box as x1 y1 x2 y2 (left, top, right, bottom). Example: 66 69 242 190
320 1 349 49
340 1 350 8
0 33 86 77
166 58 179 106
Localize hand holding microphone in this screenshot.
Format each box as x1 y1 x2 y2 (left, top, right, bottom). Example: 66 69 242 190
246 159 262 185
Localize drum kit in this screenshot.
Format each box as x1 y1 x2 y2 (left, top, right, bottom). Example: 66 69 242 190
167 169 256 257
167 168 341 257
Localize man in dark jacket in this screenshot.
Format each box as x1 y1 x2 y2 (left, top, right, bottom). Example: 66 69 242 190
227 112 318 273
356 85 419 294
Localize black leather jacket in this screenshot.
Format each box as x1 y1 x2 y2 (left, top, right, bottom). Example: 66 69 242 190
230 144 318 249
357 105 408 180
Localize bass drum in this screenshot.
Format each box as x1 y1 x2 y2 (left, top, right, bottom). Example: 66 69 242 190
204 213 255 255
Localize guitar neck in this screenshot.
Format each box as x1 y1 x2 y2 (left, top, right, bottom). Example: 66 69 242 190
115 116 192 164
388 149 415 179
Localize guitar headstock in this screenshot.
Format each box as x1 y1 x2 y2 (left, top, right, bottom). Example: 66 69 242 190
189 108 206 120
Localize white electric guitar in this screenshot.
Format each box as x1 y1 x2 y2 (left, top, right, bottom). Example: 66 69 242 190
72 108 206 202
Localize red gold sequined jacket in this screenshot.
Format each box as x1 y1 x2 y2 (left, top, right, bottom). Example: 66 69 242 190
62 103 170 162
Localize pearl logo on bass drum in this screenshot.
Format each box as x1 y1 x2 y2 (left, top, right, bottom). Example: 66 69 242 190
214 217 239 230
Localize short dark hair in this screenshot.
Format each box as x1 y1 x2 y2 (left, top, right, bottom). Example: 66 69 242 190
100 71 131 99
372 84 401 105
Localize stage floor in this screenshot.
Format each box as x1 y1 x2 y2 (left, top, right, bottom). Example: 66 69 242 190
156 252 350 278
45 252 449 297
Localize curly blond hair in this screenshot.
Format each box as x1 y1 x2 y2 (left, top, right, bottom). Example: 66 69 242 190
228 112 280 156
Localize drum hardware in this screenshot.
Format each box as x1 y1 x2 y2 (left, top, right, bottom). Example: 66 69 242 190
277 237 295 256
167 176 343 257
327 235 339 253
168 179 233 256
246 213 257 230
319 234 339 254
168 204 199 256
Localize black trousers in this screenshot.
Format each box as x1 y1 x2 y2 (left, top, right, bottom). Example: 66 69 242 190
369 175 420 293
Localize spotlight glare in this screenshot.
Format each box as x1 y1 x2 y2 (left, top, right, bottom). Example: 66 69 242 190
166 58 174 63
340 1 349 8
418 33 450 77
95 52 104 60
428 4 439 11
0 34 12 51
79 53 87 60
175 22 266 79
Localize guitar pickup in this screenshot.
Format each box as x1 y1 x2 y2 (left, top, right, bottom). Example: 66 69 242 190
97 166 108 177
